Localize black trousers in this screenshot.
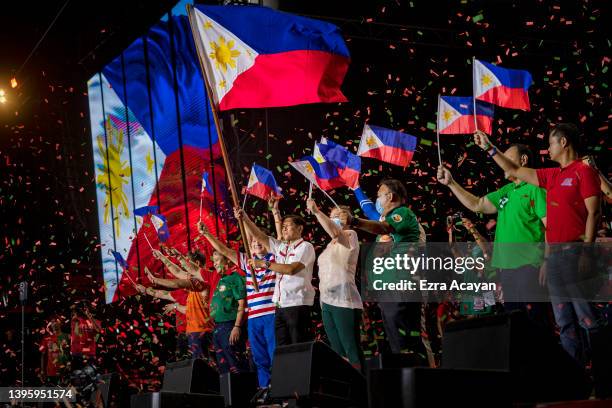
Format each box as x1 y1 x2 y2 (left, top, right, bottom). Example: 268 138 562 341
275 305 313 346
378 302 421 354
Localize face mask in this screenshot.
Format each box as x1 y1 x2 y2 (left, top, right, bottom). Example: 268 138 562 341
331 217 343 227
375 195 387 214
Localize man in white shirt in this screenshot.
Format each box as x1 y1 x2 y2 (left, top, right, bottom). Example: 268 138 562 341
234 208 316 345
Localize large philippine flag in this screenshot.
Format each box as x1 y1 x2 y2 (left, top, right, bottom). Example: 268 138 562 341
189 5 350 110
473 59 533 111
357 124 417 168
438 96 495 135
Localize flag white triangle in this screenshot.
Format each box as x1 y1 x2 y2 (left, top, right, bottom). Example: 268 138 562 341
192 8 258 106
474 60 502 98
357 124 383 156
438 98 462 130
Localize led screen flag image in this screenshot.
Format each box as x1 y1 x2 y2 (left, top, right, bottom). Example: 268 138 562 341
88 1 233 304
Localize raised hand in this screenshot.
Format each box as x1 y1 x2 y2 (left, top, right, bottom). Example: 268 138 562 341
306 198 319 214
437 165 453 186
473 130 491 150
233 207 244 220
145 267 157 285
197 220 209 235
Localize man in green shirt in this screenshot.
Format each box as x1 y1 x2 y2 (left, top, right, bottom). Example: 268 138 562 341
437 144 547 322
348 179 422 354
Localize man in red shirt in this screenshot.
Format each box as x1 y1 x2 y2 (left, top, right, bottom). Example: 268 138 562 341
40 319 69 384
70 305 101 370
473 123 610 397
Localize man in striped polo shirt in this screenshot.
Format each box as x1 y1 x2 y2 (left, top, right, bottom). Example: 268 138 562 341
235 208 316 347
197 221 276 389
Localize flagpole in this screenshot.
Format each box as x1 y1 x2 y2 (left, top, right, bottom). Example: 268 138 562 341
308 182 313 199
199 183 204 221
436 94 442 165
472 56 479 132
313 182 340 208
188 5 258 291
241 193 248 210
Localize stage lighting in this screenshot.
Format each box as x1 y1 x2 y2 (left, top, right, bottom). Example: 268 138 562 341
10 78 17 88
0 89 6 104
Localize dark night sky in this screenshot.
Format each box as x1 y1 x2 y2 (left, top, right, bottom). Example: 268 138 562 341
0 0 609 385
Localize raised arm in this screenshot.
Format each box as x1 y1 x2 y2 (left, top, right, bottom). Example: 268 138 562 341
135 283 175 301
197 221 239 266
145 268 193 289
437 165 497 214
234 207 270 246
306 198 349 247
249 259 306 276
347 214 394 235
152 250 190 280
474 131 539 186
351 185 381 221
268 196 283 240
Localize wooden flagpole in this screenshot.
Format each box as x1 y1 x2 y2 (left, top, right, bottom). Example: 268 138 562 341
187 5 258 292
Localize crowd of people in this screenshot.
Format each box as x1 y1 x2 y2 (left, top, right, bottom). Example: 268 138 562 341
35 124 611 400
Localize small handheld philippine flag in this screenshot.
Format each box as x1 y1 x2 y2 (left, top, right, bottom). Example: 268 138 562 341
473 59 533 111
357 124 417 167
246 164 282 200
314 138 361 189
438 96 495 135
134 206 170 242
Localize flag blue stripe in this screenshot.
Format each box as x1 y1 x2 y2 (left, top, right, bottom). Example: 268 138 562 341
479 60 533 90
195 5 350 58
369 126 417 152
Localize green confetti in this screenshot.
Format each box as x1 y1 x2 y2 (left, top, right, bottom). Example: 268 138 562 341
426 122 436 130
473 14 484 22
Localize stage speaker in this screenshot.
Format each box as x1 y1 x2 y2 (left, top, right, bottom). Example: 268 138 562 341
365 352 424 371
442 311 590 402
270 341 367 407
219 371 258 407
368 367 511 408
130 392 224 408
162 359 220 395
368 367 512 408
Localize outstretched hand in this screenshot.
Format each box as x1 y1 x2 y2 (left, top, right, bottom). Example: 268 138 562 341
145 267 157 285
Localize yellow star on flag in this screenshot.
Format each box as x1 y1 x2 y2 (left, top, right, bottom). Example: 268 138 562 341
481 74 493 87
145 152 154 174
443 110 455 122
209 36 241 73
204 20 213 29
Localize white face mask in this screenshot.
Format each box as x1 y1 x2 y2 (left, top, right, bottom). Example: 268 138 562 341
331 217 343 227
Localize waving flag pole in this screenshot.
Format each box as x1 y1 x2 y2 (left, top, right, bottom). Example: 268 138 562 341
187 5 257 291
436 94 442 165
